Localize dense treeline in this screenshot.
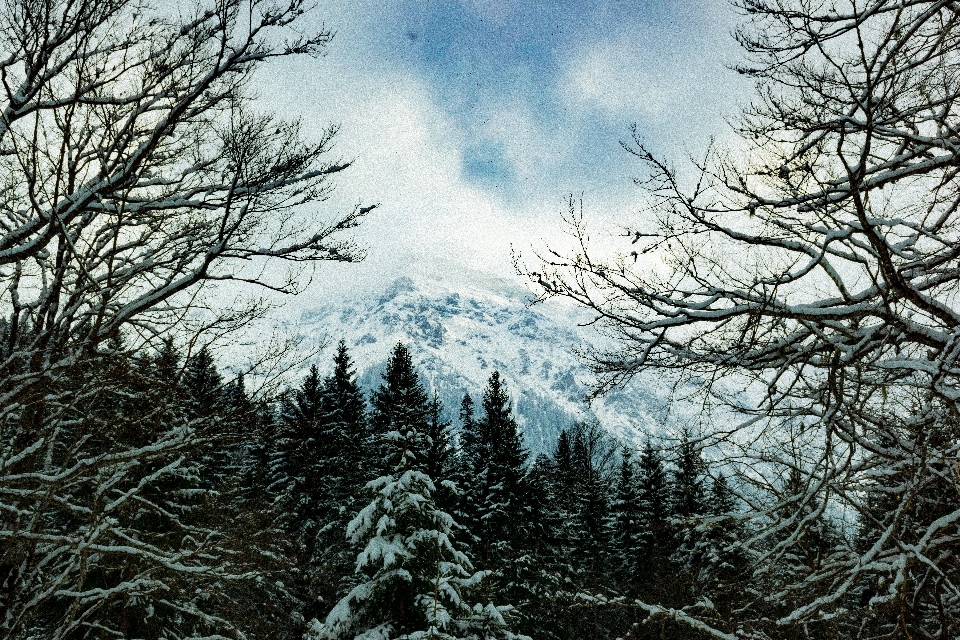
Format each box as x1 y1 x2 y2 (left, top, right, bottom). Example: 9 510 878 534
0 334 865 638
9 327 960 638
4 0 960 636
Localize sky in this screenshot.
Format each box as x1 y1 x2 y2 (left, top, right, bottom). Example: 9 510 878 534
254 0 750 313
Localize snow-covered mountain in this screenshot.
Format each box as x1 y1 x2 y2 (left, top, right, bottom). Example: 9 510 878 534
293 275 677 455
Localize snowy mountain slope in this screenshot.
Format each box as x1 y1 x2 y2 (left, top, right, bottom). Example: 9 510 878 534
293 275 678 454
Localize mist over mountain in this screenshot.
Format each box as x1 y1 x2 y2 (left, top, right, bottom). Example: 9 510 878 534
294 275 679 454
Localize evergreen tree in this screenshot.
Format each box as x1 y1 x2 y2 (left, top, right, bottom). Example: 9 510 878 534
458 392 485 548
370 342 431 473
699 473 749 625
609 447 641 587
459 394 477 449
637 440 671 551
184 346 224 419
635 440 676 607
474 372 529 569
452 373 534 631
308 381 523 640
555 430 573 483
275 363 331 628
278 364 328 504
671 431 707 519
318 340 369 538
425 393 454 483
426 391 457 515
668 431 710 613
568 425 613 594
512 454 564 638
321 340 369 482
279 362 326 488
550 429 577 544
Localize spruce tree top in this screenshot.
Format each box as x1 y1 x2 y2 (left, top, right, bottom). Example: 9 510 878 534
371 343 431 471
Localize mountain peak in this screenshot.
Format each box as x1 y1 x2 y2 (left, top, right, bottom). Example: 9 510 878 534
297 274 668 453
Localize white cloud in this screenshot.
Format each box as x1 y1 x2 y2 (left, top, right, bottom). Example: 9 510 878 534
564 40 680 119
557 18 748 148
240 1 750 321
252 49 568 314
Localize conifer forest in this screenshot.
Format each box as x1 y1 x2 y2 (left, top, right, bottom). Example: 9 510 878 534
4 1 960 639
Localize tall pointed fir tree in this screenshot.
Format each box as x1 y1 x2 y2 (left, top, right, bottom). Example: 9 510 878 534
671 431 708 520
522 428 580 638
550 429 577 547
370 343 432 474
635 439 676 608
466 372 533 626
609 447 641 590
697 473 749 627
308 355 524 640
552 430 578 552
277 363 330 627
214 371 300 638
667 431 710 613
426 392 457 516
321 340 369 485
278 364 327 508
568 425 613 594
307 340 370 620
457 393 483 551
476 372 529 561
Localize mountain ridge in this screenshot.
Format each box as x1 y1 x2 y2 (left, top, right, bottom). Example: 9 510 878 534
294 275 672 454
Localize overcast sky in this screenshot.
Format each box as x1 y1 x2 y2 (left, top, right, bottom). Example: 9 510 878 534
254 0 750 312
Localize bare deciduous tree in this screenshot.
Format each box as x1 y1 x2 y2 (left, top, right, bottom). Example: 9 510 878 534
529 1 960 637
0 0 372 637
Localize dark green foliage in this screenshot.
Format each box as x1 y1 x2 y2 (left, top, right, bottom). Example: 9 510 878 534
425 391 457 513
671 431 707 519
27 332 884 640
278 364 327 516
610 447 641 586
455 392 482 550
8 337 297 640
636 439 672 571
369 342 431 472
184 346 224 419
473 372 530 566
699 473 749 624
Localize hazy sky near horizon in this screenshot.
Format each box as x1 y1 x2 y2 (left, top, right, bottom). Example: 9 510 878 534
255 0 750 310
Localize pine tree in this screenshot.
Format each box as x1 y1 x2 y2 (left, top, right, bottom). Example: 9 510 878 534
308 381 523 640
370 342 431 473
568 425 612 593
450 373 533 631
555 430 573 483
184 345 224 419
278 364 328 508
426 392 457 515
635 440 675 605
671 431 707 519
550 429 577 543
699 473 748 625
38 339 296 640
321 340 369 483
458 392 484 550
278 363 326 493
275 363 331 627
474 372 529 569
459 394 477 453
609 447 641 587
318 339 369 544
668 431 710 612
512 453 564 637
